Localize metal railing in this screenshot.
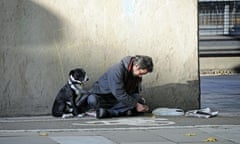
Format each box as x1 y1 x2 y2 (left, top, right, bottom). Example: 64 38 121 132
199 0 240 36
199 0 240 57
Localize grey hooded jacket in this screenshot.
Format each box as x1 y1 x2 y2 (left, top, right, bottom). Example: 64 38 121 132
89 56 142 109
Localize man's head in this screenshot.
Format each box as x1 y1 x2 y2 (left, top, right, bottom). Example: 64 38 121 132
132 55 153 77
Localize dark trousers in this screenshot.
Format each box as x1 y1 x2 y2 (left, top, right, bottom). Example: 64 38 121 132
87 93 144 116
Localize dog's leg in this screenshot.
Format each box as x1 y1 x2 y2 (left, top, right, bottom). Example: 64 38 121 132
52 100 66 117
75 94 89 113
71 94 80 116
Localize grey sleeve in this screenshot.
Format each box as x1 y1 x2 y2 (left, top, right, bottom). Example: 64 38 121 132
107 68 138 109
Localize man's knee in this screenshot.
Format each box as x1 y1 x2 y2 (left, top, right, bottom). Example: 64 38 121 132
87 94 98 109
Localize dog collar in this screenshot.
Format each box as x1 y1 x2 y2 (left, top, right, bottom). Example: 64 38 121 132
68 76 84 96
68 81 83 95
70 75 82 84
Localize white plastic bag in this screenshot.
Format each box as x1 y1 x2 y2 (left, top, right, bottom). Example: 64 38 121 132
152 107 184 116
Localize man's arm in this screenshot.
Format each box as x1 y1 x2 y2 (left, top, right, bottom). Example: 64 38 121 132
107 67 138 109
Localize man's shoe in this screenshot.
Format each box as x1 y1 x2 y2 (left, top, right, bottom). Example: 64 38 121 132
96 108 110 119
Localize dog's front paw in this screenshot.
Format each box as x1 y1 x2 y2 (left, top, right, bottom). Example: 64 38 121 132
77 113 85 118
62 113 74 118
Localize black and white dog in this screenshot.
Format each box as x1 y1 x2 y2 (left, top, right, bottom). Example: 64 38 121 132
52 68 89 118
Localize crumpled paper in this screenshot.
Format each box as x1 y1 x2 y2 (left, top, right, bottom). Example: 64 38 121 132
185 107 218 118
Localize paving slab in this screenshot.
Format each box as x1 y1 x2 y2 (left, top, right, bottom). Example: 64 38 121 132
99 130 167 143
199 126 240 144
148 128 232 144
50 136 115 144
0 136 57 144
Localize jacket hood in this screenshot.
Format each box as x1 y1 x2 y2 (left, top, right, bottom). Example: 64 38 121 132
120 56 133 70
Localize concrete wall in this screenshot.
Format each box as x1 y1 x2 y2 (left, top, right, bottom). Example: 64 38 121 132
0 0 199 116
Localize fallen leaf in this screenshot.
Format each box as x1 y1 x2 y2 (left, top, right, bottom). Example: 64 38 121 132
204 137 217 142
185 133 196 136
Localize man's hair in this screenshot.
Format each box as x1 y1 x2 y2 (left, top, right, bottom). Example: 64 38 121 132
133 55 153 72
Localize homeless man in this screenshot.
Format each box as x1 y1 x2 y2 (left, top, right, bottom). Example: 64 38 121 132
87 55 153 119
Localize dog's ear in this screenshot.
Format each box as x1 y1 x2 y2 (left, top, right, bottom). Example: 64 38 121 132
69 69 74 76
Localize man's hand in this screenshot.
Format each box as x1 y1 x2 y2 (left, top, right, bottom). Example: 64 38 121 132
136 103 149 112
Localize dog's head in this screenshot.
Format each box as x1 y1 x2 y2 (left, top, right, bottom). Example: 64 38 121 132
69 68 89 84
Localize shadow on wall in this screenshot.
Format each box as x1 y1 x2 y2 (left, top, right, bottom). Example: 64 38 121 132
145 80 200 111
233 65 240 73
0 1 64 46
0 0 65 116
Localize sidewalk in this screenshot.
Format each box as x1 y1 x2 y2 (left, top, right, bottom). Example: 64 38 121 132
0 115 240 144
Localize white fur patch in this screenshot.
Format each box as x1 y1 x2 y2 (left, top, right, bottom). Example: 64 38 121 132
70 75 82 84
